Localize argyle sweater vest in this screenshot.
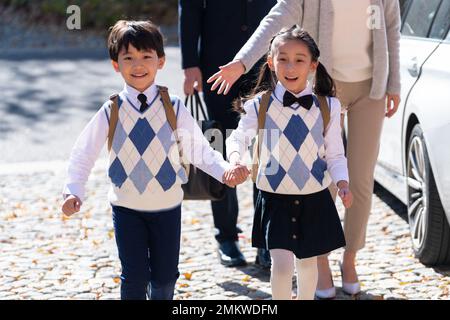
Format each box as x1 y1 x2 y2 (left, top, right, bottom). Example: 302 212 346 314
103 92 188 211
255 94 332 194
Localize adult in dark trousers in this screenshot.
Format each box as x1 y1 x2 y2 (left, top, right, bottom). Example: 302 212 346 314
179 0 276 268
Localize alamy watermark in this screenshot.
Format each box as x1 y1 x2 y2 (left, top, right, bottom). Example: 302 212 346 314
66 5 81 30
367 5 382 30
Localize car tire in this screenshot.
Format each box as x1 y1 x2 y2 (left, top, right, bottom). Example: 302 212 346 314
407 124 450 265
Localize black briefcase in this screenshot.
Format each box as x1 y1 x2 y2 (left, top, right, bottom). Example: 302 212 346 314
182 90 226 201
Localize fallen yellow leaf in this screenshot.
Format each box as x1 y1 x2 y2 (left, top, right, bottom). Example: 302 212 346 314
183 272 192 281
14 203 25 209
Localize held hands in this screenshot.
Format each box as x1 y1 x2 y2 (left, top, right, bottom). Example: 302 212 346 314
222 162 251 188
61 195 82 217
223 153 251 187
206 60 246 95
337 181 353 209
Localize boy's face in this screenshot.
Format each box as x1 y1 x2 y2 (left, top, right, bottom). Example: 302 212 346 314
268 40 318 94
112 44 165 92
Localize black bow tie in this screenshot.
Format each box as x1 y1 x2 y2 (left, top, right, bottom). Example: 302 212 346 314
137 93 148 112
283 91 313 110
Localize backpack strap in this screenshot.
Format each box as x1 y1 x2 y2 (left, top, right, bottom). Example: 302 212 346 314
158 86 177 131
107 93 119 152
158 86 190 174
316 95 330 135
251 91 272 183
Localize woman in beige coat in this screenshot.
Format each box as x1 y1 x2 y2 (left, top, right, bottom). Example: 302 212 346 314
208 0 401 298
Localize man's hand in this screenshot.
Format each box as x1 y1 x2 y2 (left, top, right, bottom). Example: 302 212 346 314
207 60 246 95
62 195 82 217
337 181 353 209
386 94 400 118
183 67 203 95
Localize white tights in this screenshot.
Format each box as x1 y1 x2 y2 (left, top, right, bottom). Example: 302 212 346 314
270 249 318 300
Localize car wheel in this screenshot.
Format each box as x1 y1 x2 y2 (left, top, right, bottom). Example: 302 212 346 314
407 124 450 265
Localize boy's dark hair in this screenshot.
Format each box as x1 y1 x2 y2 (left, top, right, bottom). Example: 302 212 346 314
108 20 165 61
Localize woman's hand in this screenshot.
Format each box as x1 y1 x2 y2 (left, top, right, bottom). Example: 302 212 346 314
386 94 400 118
206 60 246 95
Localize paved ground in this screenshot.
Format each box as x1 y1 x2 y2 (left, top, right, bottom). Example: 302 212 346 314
0 159 449 300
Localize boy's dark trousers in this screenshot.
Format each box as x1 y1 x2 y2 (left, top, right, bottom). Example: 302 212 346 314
112 204 181 300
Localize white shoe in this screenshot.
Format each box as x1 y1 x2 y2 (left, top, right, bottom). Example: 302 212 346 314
339 262 361 295
315 286 336 299
315 272 336 299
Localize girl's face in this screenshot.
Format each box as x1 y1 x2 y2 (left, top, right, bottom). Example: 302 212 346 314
112 43 165 92
268 39 318 94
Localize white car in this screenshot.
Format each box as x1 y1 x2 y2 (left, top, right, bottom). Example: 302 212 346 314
375 0 450 266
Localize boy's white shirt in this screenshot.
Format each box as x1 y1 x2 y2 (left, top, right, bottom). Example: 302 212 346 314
63 83 231 209
226 82 349 188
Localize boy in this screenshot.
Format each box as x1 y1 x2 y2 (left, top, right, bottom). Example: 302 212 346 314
61 20 249 300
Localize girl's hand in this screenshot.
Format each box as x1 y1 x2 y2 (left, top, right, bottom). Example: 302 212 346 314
386 94 400 118
338 187 353 208
337 181 353 208
62 195 82 216
207 60 246 95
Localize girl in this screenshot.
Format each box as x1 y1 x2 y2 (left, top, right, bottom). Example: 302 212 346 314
209 0 401 298
226 26 353 300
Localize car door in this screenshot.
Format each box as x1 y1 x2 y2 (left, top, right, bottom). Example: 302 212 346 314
377 0 444 176
404 0 450 216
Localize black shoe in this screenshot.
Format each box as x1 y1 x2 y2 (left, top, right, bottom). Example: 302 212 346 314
217 240 247 267
255 248 271 269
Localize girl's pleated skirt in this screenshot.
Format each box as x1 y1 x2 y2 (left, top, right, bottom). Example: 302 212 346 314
252 188 346 259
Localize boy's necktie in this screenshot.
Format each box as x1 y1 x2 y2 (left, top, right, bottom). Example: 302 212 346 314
137 93 148 112
283 91 313 110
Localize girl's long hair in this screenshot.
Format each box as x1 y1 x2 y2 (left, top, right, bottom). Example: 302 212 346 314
233 25 335 113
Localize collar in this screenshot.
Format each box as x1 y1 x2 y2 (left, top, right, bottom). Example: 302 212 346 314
123 83 159 110
273 82 313 104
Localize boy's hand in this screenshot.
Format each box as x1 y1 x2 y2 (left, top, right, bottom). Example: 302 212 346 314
337 181 353 208
62 195 82 217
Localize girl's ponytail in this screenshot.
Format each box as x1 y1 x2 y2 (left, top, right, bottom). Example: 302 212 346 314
233 60 276 114
314 62 336 97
